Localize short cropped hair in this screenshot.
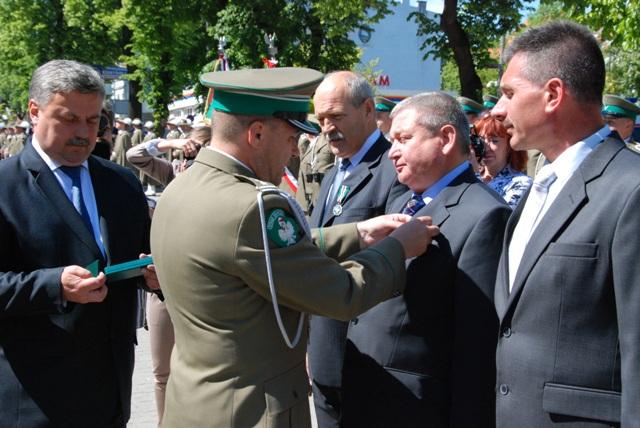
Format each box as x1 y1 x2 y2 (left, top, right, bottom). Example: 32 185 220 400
29 60 105 108
503 20 604 105
391 92 470 154
324 71 373 107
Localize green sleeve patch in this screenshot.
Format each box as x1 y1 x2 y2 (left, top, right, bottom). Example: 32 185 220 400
266 208 303 247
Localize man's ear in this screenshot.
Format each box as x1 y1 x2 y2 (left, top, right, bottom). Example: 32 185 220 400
363 98 375 119
544 78 564 114
28 100 40 126
440 124 458 155
247 120 266 148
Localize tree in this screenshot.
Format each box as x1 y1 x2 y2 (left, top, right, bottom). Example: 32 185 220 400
410 0 533 100
0 0 122 114
546 0 640 96
212 0 392 72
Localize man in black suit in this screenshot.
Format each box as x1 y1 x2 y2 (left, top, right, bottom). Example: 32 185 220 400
308 71 404 427
342 92 510 427
492 21 640 427
0 60 155 427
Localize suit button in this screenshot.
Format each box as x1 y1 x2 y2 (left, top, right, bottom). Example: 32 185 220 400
502 327 512 338
351 318 358 325
499 384 509 395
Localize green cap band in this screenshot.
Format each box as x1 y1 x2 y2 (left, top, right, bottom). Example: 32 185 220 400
602 104 636 119
483 101 496 109
462 104 482 114
375 103 392 112
212 90 310 116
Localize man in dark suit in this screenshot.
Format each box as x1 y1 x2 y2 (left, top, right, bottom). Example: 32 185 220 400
0 60 155 427
308 71 405 427
341 92 510 427
491 21 640 427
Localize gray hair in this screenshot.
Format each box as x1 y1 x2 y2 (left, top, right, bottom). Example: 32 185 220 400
29 60 105 107
503 20 604 105
324 71 373 107
391 92 470 153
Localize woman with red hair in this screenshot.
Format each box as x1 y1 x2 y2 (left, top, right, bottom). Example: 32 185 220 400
475 115 532 209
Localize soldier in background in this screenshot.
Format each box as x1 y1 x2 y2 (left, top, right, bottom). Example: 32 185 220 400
374 96 396 139
7 121 29 157
602 94 640 152
131 118 144 147
457 96 484 124
143 121 156 142
483 94 498 110
111 117 134 172
296 132 334 216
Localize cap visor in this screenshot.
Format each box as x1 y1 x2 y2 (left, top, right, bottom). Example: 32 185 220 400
287 119 320 135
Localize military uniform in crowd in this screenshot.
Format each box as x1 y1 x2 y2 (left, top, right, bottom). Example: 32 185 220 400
602 94 640 153
483 94 498 110
295 133 335 216
111 119 135 174
6 122 28 157
150 67 424 428
457 96 484 123
143 121 156 142
131 118 144 146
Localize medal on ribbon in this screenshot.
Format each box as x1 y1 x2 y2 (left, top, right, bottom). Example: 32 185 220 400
332 185 350 216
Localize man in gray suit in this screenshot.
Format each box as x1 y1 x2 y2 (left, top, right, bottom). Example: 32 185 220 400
308 71 405 427
342 92 510 427
492 20 640 426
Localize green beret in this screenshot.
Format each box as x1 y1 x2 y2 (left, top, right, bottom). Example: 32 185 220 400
457 96 483 114
602 94 640 120
200 67 324 133
483 94 499 109
374 96 396 112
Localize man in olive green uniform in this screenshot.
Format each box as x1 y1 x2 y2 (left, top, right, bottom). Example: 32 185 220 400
602 94 640 153
7 121 29 157
296 132 335 215
142 121 156 142
457 96 484 124
111 117 135 173
374 96 396 139
131 118 143 146
150 67 438 428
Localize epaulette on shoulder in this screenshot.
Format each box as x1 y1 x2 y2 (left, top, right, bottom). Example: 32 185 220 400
233 174 280 193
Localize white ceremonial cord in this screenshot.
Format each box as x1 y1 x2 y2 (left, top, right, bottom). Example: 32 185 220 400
256 186 310 348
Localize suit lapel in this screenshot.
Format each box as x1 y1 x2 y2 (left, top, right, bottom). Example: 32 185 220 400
23 143 103 260
88 157 114 264
502 137 624 314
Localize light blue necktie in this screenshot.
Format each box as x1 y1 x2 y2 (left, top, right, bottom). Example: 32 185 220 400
59 166 94 234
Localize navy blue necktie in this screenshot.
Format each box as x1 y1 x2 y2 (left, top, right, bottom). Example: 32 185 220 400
402 192 426 216
59 166 94 234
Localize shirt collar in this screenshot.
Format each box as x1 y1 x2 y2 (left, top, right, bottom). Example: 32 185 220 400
547 125 608 183
339 129 381 168
419 160 470 203
31 136 89 172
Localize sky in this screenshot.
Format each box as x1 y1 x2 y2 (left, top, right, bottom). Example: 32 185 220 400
410 0 540 18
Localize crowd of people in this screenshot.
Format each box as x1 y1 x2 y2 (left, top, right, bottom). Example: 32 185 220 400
0 18 639 428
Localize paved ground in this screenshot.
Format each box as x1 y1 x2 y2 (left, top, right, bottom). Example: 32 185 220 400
129 327 157 428
129 325 318 427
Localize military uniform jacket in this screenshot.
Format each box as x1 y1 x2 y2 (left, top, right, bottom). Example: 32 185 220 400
131 128 143 147
295 134 335 215
343 167 510 427
7 132 26 157
494 137 640 426
150 148 408 428
111 130 132 168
